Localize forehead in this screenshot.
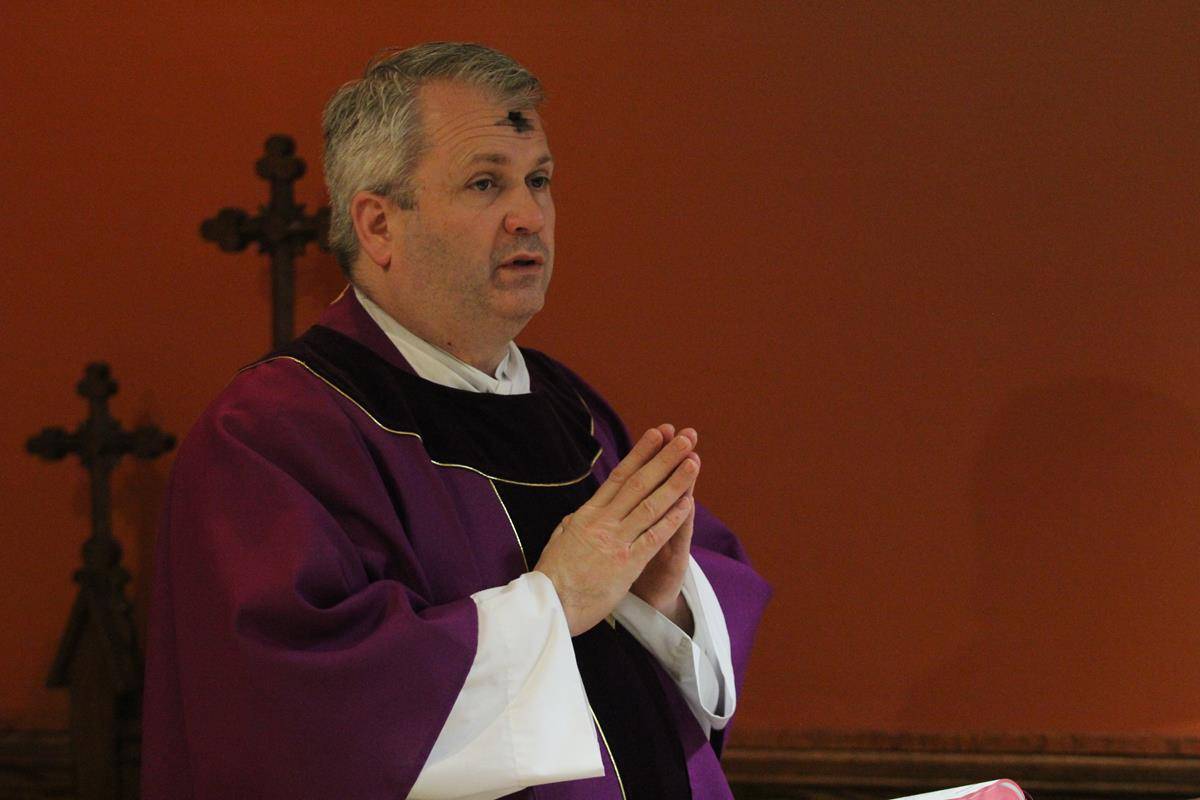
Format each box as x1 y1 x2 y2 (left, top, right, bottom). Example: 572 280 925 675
416 80 549 170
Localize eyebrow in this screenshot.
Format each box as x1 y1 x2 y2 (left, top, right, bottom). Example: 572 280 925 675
467 153 554 167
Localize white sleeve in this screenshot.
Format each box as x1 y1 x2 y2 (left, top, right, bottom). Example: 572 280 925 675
407 571 604 800
610 556 737 738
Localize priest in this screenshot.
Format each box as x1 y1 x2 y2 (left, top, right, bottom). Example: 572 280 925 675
142 42 771 800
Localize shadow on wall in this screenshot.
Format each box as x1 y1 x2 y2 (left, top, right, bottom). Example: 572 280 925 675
120 457 170 636
903 377 1200 733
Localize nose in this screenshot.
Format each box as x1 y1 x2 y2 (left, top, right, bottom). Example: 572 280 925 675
503 186 546 236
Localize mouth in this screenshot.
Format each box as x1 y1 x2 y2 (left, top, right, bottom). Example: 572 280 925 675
498 253 545 270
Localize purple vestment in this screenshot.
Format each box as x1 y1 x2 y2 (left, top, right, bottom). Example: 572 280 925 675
142 289 771 799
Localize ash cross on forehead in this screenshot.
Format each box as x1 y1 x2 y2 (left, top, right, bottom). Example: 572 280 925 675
499 110 535 133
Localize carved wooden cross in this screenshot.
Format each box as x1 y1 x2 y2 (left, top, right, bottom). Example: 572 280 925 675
201 135 331 349
27 363 175 800
27 363 175 600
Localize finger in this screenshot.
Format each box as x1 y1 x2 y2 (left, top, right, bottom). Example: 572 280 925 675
618 452 698 539
655 489 695 558
678 490 696 541
607 429 697 521
631 494 693 564
680 455 698 541
587 427 668 509
663 424 697 450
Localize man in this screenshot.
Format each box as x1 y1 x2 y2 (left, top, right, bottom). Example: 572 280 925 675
143 43 770 799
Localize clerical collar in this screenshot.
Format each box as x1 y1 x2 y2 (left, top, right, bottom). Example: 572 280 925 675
353 286 531 396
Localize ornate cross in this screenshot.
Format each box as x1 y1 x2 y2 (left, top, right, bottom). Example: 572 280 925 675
28 363 175 669
201 135 331 349
28 363 175 799
28 363 175 568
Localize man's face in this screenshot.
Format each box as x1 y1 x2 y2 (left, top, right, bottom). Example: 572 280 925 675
385 80 555 338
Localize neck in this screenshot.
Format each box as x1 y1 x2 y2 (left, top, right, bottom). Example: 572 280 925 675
353 281 516 375
437 336 509 375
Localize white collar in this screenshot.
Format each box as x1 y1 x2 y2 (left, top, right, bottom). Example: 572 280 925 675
353 286 531 395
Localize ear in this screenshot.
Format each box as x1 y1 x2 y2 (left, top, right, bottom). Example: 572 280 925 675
349 190 399 268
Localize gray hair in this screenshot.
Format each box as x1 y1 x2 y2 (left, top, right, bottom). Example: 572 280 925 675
322 42 545 276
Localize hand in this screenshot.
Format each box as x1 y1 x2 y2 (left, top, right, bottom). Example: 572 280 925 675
534 426 698 636
630 424 699 634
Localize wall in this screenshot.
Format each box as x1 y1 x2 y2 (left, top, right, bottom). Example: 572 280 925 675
1 1 1198 737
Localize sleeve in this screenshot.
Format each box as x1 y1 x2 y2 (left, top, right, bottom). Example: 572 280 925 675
686 502 772 755
142 365 486 799
611 557 736 738
409 571 604 799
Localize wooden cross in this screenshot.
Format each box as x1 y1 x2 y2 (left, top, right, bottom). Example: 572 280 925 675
27 361 175 678
27 363 175 800
27 363 175 571
201 135 331 349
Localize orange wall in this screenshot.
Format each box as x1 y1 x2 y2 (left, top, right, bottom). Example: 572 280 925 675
2 2 1198 737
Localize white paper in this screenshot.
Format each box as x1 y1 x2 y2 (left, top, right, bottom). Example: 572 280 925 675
892 778 1024 800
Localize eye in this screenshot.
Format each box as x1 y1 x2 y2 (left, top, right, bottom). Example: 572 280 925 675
470 177 496 192
528 174 551 190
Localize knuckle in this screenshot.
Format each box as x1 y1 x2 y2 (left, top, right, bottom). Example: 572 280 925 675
626 474 647 496
637 496 658 520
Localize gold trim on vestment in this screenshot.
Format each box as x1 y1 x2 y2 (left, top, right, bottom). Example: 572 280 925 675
488 479 529 572
571 388 596 437
243 356 603 488
589 704 628 800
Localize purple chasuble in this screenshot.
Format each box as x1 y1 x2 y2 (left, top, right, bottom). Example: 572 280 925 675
142 288 772 799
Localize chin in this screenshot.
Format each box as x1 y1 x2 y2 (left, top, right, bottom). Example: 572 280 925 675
499 299 544 326
491 284 546 319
